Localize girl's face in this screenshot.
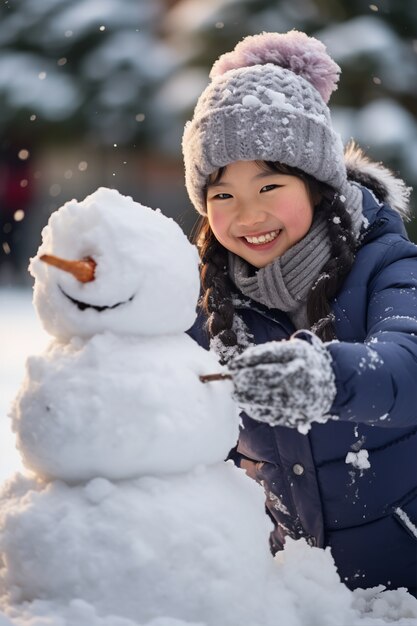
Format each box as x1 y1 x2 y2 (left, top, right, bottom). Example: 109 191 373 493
206 160 316 268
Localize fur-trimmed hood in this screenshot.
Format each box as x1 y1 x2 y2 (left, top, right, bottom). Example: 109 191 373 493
344 142 412 221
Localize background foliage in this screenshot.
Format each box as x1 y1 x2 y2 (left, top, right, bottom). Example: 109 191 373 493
0 0 416 279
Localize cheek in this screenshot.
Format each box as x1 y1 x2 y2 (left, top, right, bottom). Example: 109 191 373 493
279 199 313 236
207 208 230 239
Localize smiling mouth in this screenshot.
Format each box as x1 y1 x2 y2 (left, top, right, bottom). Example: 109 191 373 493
241 230 281 246
59 286 134 312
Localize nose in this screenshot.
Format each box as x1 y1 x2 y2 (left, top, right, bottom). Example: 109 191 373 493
40 254 96 283
235 200 266 229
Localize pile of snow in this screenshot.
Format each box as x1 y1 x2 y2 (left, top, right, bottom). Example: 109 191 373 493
0 528 416 626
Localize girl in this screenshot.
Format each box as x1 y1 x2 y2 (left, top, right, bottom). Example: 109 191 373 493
184 31 417 595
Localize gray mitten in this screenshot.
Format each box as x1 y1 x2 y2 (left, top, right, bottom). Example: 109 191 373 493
227 332 336 432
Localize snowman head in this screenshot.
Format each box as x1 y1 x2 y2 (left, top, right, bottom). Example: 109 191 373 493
30 188 200 339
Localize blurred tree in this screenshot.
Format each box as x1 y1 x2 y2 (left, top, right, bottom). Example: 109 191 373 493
0 0 187 281
0 0 180 147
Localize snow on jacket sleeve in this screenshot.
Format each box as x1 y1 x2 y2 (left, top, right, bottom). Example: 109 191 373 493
328 237 417 428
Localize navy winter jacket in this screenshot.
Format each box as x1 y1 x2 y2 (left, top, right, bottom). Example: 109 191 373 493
189 187 417 594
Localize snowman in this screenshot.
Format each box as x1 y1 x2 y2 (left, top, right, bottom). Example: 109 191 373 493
0 188 290 626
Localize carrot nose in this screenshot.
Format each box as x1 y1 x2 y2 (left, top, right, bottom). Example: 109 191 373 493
40 254 96 283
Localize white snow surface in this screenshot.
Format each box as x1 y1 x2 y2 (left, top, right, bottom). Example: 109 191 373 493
12 332 238 481
0 189 417 625
0 467 279 625
346 449 371 471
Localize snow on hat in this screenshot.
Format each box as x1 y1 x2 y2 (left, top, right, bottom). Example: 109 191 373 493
182 30 364 236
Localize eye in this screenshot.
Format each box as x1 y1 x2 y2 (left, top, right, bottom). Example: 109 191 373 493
260 184 280 193
210 192 232 200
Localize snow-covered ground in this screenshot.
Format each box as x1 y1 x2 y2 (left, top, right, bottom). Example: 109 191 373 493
0 287 48 482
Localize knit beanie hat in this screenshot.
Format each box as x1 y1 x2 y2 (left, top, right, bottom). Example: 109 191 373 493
182 30 364 237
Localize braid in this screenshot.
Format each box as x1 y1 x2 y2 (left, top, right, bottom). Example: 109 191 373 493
192 217 239 351
307 191 357 341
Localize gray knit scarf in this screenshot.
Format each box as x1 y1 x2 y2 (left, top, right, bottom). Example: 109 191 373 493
228 213 332 329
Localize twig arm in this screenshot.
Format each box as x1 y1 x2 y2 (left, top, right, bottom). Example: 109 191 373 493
199 373 233 383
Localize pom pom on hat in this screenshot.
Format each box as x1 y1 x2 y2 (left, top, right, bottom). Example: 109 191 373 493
210 30 340 104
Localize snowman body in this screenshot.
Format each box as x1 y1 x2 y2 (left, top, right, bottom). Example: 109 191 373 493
0 188 281 625
12 332 238 482
0 467 279 625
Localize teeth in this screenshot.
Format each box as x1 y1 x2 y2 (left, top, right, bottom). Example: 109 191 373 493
244 230 279 245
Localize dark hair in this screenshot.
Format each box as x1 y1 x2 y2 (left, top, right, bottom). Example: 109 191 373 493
192 161 357 354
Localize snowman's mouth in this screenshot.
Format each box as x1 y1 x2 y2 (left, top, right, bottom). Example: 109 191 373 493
59 286 134 312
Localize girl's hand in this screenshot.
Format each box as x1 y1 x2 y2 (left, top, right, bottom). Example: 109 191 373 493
227 332 337 433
